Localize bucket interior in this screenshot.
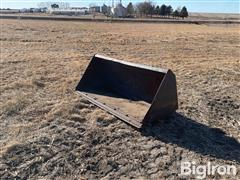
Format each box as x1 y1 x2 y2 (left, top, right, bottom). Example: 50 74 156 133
76 56 166 121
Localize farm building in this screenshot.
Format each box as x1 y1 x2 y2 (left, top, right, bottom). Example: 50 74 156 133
0 9 20 13
111 3 127 17
49 8 87 16
19 8 47 13
89 6 101 13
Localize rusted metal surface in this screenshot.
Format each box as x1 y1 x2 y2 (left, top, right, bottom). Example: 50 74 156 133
76 54 178 128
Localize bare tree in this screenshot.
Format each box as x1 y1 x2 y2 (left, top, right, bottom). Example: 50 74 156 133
136 1 154 17
89 3 96 8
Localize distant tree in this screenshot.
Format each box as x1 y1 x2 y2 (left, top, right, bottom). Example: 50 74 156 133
173 7 181 19
166 5 173 17
102 4 108 15
127 2 134 17
37 2 46 8
159 4 167 16
180 6 188 19
38 2 68 9
155 5 160 15
136 2 147 16
102 4 111 16
136 2 154 17
51 4 59 9
149 4 155 17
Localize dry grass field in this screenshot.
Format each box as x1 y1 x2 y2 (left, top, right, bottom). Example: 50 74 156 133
189 12 240 20
0 19 240 179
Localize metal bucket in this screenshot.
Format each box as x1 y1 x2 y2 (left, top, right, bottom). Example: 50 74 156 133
76 54 178 128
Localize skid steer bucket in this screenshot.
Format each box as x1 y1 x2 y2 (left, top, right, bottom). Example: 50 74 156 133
76 54 178 128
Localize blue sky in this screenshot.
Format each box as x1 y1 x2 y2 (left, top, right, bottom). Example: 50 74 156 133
1 0 240 13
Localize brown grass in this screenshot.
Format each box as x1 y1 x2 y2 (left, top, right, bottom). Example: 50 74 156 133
1 94 30 116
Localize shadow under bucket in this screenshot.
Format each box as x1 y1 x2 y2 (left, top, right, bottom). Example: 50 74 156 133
76 54 178 128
